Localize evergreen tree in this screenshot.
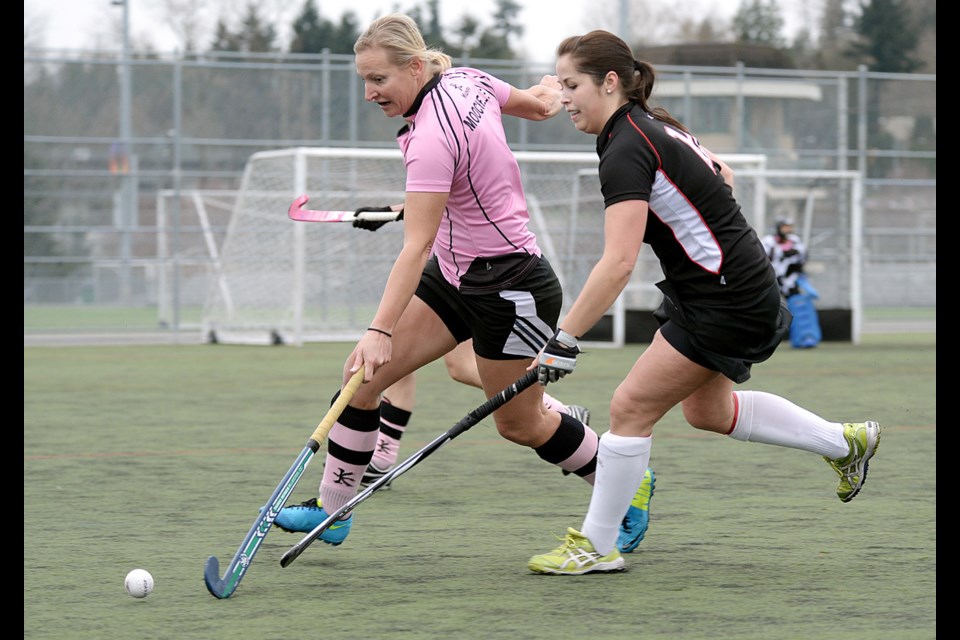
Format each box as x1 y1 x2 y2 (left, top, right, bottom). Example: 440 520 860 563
810 0 859 70
732 0 786 47
849 0 922 72
210 3 277 53
289 0 334 54
420 0 448 50
237 3 278 53
330 12 362 54
210 19 238 52
470 29 514 60
490 0 524 46
448 0 520 60
451 15 482 58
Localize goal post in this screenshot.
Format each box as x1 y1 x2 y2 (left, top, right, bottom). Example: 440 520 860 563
740 167 866 343
156 188 240 331
195 147 863 346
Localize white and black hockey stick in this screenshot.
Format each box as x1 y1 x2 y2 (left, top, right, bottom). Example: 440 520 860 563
288 194 402 223
279 370 538 568
204 369 364 599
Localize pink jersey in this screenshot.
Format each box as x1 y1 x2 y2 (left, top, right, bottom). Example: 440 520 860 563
397 67 542 290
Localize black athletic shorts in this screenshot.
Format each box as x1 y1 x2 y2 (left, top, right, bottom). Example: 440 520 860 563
415 254 562 360
653 279 791 384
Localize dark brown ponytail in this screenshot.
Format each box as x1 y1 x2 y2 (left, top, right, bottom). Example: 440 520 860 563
557 30 688 133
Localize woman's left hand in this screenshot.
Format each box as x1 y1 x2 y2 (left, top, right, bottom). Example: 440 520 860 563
529 75 563 118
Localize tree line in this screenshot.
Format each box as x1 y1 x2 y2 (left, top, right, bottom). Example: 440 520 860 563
200 0 930 73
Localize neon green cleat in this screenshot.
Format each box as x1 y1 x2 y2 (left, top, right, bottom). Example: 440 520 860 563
528 528 625 575
824 421 881 502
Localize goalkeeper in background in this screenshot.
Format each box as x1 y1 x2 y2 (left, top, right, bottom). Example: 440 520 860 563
761 217 808 297
761 217 822 348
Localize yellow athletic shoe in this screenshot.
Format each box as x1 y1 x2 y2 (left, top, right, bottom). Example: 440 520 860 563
528 528 625 575
824 421 881 502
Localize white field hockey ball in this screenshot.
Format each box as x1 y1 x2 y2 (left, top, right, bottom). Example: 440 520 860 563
124 569 154 598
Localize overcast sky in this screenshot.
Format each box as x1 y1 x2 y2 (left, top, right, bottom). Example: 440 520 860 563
25 0 808 63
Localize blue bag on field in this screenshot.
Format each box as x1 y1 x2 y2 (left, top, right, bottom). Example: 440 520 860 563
786 275 821 348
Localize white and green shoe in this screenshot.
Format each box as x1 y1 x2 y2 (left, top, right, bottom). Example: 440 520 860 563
528 528 625 575
824 421 881 502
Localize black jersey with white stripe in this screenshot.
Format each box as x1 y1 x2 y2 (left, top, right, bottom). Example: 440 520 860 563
596 103 774 305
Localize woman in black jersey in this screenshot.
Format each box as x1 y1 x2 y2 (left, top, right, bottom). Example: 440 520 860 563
527 30 881 575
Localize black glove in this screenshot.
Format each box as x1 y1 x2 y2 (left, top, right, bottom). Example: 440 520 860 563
353 206 402 232
537 329 581 385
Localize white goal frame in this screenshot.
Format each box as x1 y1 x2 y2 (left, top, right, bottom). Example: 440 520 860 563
164 148 863 346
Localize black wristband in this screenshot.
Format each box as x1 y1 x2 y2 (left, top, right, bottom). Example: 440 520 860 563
367 327 392 338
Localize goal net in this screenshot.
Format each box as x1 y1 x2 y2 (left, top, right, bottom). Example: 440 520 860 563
196 147 862 345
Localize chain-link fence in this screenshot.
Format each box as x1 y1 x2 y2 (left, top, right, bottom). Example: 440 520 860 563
24 48 935 338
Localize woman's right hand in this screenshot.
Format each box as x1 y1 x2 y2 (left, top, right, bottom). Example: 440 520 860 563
347 329 393 384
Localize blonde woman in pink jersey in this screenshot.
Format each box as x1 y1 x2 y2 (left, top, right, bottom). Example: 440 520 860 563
275 13 654 554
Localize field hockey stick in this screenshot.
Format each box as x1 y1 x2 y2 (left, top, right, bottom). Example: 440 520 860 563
288 194 402 223
279 369 539 568
204 368 365 599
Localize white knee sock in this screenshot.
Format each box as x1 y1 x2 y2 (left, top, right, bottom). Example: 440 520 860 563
729 390 848 459
581 432 652 556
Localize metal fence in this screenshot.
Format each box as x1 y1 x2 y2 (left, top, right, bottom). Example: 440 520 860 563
23 48 936 337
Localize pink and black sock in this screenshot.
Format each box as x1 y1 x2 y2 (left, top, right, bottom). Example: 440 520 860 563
534 412 600 484
320 403 381 514
370 400 412 470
